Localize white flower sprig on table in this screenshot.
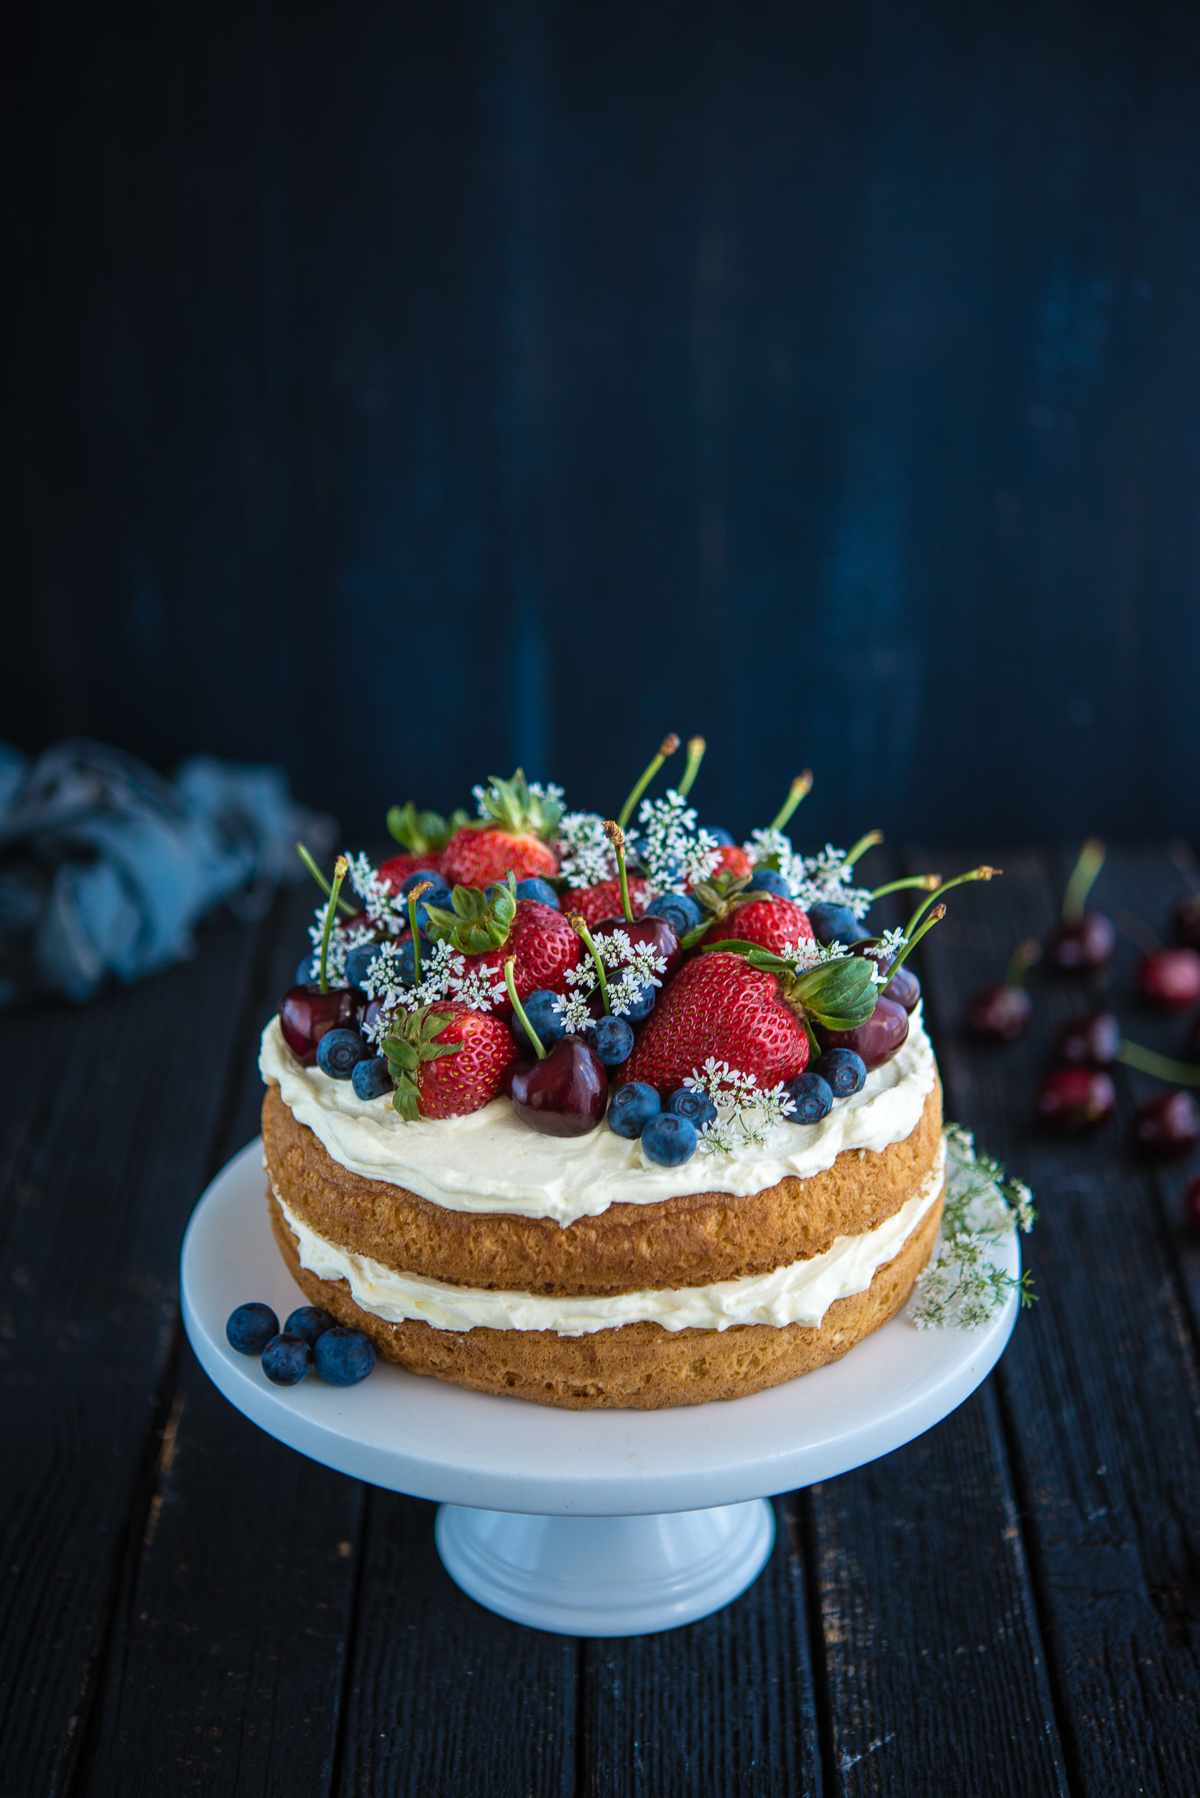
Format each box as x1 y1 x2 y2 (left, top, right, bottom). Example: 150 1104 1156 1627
791 844 875 921
682 1058 796 1156
556 811 616 889
909 1124 1036 1329
553 927 668 1030
637 791 722 893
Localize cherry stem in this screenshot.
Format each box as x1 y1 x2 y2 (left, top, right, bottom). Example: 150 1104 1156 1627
617 734 680 829
1062 838 1105 924
677 736 706 798
604 821 634 923
407 881 433 983
888 904 947 976
905 866 1000 938
871 874 940 900
845 829 883 869
569 913 611 1014
318 856 349 994
296 841 357 916
1115 909 1163 956
1118 1040 1200 1086
768 772 813 833
1005 938 1041 989
504 957 546 1059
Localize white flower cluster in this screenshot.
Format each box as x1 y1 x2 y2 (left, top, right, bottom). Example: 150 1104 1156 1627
359 938 507 1044
790 845 874 921
304 908 375 984
742 827 805 893
682 1058 796 1156
556 811 616 889
637 792 722 893
346 851 407 933
779 939 851 977
862 927 909 986
910 1124 1036 1329
554 928 668 1031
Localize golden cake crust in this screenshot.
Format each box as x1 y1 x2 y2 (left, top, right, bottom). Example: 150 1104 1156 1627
268 1184 943 1409
261 1077 943 1297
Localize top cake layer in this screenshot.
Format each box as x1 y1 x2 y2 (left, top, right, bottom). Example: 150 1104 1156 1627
259 1005 938 1226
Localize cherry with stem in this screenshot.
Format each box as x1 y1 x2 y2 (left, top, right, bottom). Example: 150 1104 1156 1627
296 841 357 917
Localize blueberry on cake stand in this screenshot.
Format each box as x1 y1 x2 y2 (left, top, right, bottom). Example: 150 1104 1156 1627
182 1140 1020 1638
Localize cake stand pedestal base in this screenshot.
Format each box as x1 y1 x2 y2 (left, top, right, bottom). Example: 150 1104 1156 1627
434 1498 775 1636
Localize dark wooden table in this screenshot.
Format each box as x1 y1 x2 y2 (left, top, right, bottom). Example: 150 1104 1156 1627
4 844 1200 1797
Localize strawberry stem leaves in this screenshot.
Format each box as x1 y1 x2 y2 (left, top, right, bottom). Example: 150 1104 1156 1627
385 802 470 855
422 875 518 955
383 1006 463 1121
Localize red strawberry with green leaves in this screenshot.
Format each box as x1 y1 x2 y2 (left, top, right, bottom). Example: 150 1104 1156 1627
707 897 815 958
384 1002 518 1119
572 876 652 929
422 882 582 1015
441 771 562 887
620 947 877 1096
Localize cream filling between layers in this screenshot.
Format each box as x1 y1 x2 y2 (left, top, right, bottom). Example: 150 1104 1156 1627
259 1006 938 1226
273 1137 945 1338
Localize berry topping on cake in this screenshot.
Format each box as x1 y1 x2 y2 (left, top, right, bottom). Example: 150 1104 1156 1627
441 771 563 887
707 895 816 957
620 953 816 1097
383 1002 518 1120
572 877 652 928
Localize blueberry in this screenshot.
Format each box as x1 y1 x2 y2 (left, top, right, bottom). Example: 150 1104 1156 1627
511 990 568 1052
314 1326 376 1386
400 868 442 895
295 955 316 985
666 1087 717 1128
261 1332 313 1386
317 1028 372 1079
397 938 422 985
706 827 735 846
515 878 560 909
608 1082 662 1139
412 886 453 931
746 867 793 900
784 1071 834 1124
226 1302 279 1355
645 893 702 937
587 1015 635 1067
808 902 871 946
284 1305 337 1344
352 1056 393 1100
619 980 656 1021
344 943 378 990
641 1113 699 1166
814 1048 868 1097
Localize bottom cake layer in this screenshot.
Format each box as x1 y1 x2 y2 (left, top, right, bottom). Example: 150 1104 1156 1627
268 1186 944 1411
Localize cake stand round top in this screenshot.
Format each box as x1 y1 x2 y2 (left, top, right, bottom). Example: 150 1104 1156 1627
182 1138 1020 1517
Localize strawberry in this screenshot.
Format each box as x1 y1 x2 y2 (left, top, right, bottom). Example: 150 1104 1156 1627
462 901 582 1015
706 897 815 958
710 843 753 882
384 1002 518 1119
440 770 563 887
572 876 652 930
621 952 811 1096
377 851 442 893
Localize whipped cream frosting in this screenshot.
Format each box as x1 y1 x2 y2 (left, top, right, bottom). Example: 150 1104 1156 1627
273 1138 944 1337
260 1007 937 1227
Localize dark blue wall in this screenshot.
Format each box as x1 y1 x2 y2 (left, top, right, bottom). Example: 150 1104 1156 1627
6 0 1200 844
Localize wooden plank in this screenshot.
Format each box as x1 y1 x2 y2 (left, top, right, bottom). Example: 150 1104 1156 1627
76 884 366 1797
580 1496 821 1798
0 910 266 1797
909 844 1200 1795
335 1491 576 1798
805 1389 1068 1798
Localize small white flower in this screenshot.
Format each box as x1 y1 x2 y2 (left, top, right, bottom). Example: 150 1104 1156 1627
552 991 595 1035
345 851 406 933
789 844 874 919
682 1058 795 1155
557 812 615 889
909 1127 1036 1329
637 791 722 893
743 828 805 893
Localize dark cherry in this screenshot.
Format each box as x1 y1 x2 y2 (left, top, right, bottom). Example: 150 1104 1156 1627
1136 948 1200 1011
1047 912 1117 972
502 1057 534 1097
509 1039 608 1136
1055 1011 1122 1068
966 984 1033 1043
882 963 921 1013
1133 1089 1200 1158
592 915 682 980
279 985 363 1065
1184 1173 1200 1234
1171 893 1200 950
1036 1066 1116 1132
816 996 910 1071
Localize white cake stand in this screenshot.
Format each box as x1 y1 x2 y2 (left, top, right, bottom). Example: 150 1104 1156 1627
181 1140 1020 1637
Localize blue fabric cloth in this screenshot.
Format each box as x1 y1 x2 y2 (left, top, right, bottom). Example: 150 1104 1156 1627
0 741 334 1006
